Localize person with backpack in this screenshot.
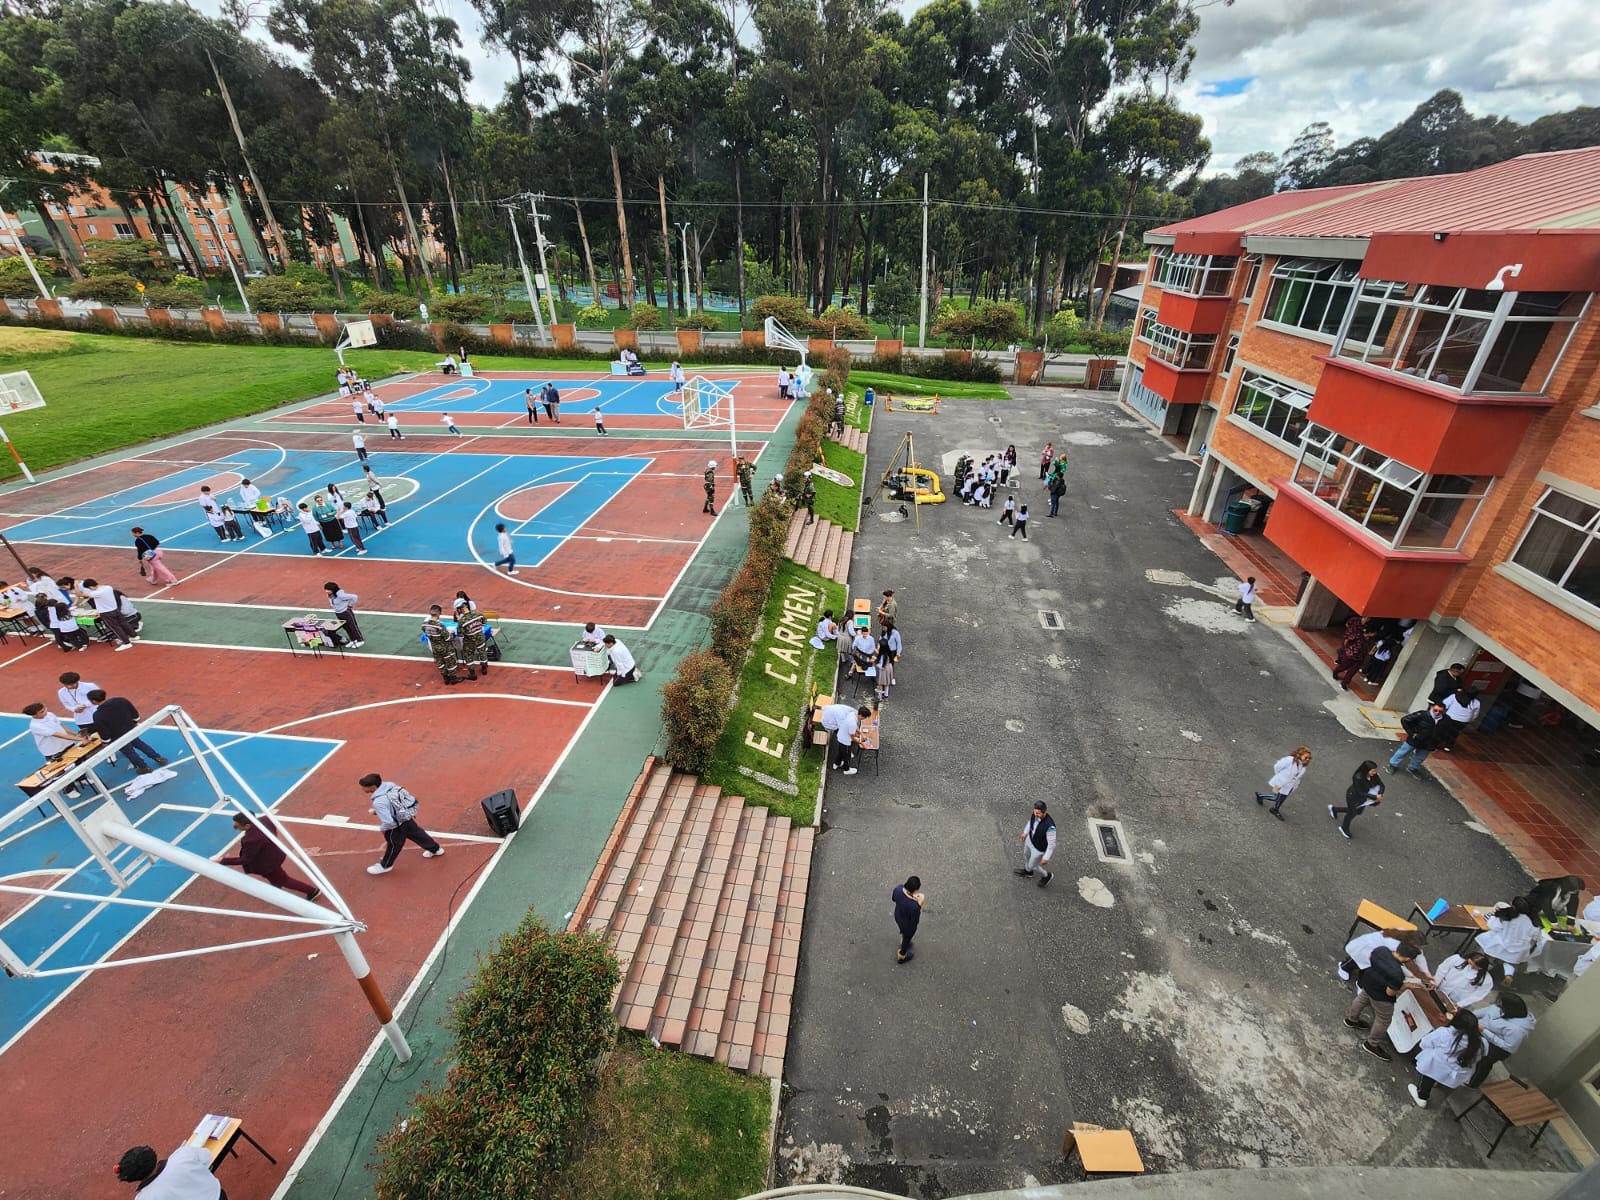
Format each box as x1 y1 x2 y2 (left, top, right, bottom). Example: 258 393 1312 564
1047 469 1067 517
1387 703 1451 777
1408 1009 1484 1108
360 773 444 874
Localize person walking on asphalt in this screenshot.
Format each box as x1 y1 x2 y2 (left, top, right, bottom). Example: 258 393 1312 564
1344 939 1418 1061
1008 503 1029 539
1387 703 1450 776
219 813 320 901
1234 575 1258 621
1015 802 1055 887
360 773 444 874
1254 746 1311 819
1329 760 1383 839
1047 469 1066 517
892 875 924 964
1039 442 1054 480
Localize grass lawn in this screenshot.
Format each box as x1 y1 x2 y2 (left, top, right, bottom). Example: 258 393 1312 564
701 559 845 825
551 1034 771 1200
815 439 866 531
849 368 1009 401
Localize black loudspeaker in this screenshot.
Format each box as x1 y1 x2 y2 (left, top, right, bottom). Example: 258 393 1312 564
481 788 519 836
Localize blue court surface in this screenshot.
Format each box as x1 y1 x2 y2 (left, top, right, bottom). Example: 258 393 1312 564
389 374 691 416
5 448 652 568
0 715 339 1050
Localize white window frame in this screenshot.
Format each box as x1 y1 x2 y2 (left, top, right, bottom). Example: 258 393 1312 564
1260 257 1364 341
1231 367 1311 447
1136 308 1155 344
1147 319 1216 371
1508 487 1600 608
1219 333 1241 377
1159 252 1238 298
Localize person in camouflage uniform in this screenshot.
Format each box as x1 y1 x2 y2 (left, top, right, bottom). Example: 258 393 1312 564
457 605 490 676
703 459 718 515
423 605 473 685
736 457 756 505
801 471 817 526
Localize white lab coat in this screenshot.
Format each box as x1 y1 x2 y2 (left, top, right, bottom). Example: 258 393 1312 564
1477 913 1539 964
1415 1026 1482 1089
1432 954 1494 1009
1267 756 1307 795
1345 930 1430 976
1477 1005 1536 1054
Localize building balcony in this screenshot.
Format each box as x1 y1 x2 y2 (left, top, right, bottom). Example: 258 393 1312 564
1141 355 1212 406
1308 357 1554 476
1266 480 1468 617
1156 288 1233 336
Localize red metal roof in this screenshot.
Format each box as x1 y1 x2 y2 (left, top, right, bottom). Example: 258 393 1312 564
1153 147 1600 240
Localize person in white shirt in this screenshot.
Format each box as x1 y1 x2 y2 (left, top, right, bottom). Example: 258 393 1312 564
236 480 270 537
1583 894 1600 924
602 634 639 683
1255 746 1312 819
1234 575 1258 621
1438 687 1482 752
297 503 326 556
369 391 385 417
670 361 685 392
1477 898 1540 976
1468 993 1537 1087
997 493 1017 527
493 523 517 574
579 621 606 646
1338 927 1431 983
24 701 86 759
57 671 100 733
115 1142 221 1199
819 702 868 773
809 610 839 650
352 429 369 463
386 411 402 439
198 485 218 514
850 628 877 676
351 396 365 423
205 505 231 542
441 412 462 436
778 367 792 399
78 578 136 650
26 567 67 605
1431 950 1494 1010
237 479 262 510
339 503 367 554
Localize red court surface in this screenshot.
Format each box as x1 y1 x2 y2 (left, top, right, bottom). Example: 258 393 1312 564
0 642 598 1200
0 429 778 628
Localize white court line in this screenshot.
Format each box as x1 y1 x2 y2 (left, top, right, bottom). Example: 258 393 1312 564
268 677 611 1200
123 638 584 673
154 805 506 844
258 693 595 732
133 597 649 634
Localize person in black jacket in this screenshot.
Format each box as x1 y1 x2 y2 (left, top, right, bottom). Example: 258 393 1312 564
87 690 168 775
1429 663 1466 704
1523 875 1585 921
1329 760 1383 839
1344 941 1418 1061
892 875 924 963
1387 703 1452 777
218 813 319 900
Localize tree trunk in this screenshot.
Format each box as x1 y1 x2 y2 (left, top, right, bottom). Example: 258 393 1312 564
609 143 634 305
572 198 601 303
608 239 624 308
691 227 706 310
384 134 434 292
657 172 674 315
207 47 291 272
350 176 391 292
1093 183 1137 329
858 203 875 315
734 156 747 320
33 190 83 279
154 180 206 279
640 235 656 308
439 148 468 273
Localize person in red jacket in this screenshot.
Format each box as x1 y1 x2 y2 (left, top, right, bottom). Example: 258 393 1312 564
218 813 320 901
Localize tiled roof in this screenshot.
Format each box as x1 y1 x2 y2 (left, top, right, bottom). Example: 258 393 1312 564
1153 147 1600 240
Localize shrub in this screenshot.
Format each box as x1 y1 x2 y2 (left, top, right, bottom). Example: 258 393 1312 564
372 916 618 1199
815 305 870 339
82 237 172 282
749 293 813 335
870 351 1003 384
428 292 493 322
675 311 721 331
625 303 663 331
363 293 420 318
141 284 205 308
659 651 735 775
576 302 609 328
0 274 44 298
66 273 141 304
161 272 206 294
246 275 333 312
434 320 498 358
933 299 1025 349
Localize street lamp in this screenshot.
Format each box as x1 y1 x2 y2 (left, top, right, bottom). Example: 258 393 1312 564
191 203 250 314
675 221 692 318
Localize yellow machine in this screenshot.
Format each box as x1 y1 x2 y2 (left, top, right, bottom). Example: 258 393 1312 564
890 465 946 504
884 393 940 413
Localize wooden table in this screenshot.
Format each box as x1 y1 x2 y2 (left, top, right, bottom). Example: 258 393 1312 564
1408 901 1490 954
1455 1079 1564 1158
0 605 46 640
16 736 105 815
283 616 347 657
1388 981 1449 1054
1062 1123 1144 1174
1344 898 1416 945
186 1115 277 1171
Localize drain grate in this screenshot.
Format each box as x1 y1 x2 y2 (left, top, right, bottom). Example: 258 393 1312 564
1039 610 1062 629
1088 818 1131 863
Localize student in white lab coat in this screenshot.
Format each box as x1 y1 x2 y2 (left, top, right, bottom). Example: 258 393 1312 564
1477 897 1541 976
1468 992 1537 1087
1254 746 1311 820
1408 1009 1484 1108
1431 950 1495 1010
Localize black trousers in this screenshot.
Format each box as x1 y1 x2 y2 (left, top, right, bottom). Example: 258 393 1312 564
380 819 441 867
896 918 918 955
830 738 855 769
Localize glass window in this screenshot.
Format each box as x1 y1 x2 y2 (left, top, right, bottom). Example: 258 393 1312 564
1335 283 1587 396
1220 333 1240 377
1147 247 1170 286
1232 369 1310 445
86 223 97 235
1262 257 1363 338
1158 252 1237 297
1512 488 1600 608
1147 319 1215 371
1290 423 1489 549
1136 308 1155 344
1241 255 1262 302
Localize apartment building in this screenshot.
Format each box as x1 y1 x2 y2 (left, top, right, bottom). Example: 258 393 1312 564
1122 147 1600 742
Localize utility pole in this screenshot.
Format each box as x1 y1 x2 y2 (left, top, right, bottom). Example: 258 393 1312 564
528 194 559 329
917 172 930 350
676 221 693 317
193 204 250 314
0 182 50 300
505 203 549 346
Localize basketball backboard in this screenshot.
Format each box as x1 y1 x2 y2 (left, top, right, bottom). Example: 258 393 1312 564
344 319 378 348
0 370 45 415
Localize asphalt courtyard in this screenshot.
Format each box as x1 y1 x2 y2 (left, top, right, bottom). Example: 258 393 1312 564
778 388 1573 1194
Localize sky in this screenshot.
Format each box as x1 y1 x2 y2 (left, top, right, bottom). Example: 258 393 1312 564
216 0 1600 178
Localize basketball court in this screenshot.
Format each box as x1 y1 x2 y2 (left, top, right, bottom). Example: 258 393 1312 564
0 355 798 1199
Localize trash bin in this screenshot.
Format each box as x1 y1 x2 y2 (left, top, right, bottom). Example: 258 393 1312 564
863 387 875 407
1224 501 1251 534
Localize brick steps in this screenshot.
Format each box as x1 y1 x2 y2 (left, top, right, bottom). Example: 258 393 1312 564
784 512 852 584
835 425 868 453
569 759 814 1081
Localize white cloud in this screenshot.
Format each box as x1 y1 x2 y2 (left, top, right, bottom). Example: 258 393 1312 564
1180 0 1600 172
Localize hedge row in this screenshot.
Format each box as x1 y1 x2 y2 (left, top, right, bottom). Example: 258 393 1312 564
659 366 843 775
372 916 620 1199
0 306 1004 383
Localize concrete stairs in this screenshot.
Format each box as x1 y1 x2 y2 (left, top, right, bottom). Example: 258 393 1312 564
568 757 814 1080
835 424 868 453
784 513 852 584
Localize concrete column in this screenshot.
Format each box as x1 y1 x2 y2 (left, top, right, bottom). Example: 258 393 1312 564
1186 405 1216 457
1375 624 1477 712
1293 576 1342 630
1188 454 1219 517
1520 963 1600 1146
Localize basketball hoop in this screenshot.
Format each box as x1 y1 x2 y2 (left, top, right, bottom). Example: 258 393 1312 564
0 370 45 483
764 316 811 396
681 375 740 467
335 318 378 366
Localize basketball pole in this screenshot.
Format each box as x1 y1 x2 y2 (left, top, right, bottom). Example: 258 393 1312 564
0 424 33 483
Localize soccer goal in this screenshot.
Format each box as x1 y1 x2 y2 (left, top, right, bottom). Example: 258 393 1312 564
0 704 413 1061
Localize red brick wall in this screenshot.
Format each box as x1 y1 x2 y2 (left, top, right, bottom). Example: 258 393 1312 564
1457 571 1600 714
1208 416 1294 496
